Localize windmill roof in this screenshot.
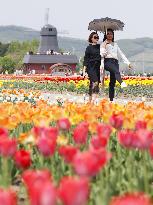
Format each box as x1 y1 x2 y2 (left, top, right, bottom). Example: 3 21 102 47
23 54 78 64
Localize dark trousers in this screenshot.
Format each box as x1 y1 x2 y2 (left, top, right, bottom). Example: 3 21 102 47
104 58 123 101
87 64 100 96
89 81 99 96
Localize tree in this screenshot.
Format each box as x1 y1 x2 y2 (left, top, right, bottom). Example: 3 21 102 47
6 40 39 69
75 57 84 73
0 42 10 57
0 56 16 73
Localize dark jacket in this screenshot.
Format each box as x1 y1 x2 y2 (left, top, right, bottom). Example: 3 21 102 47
83 44 101 68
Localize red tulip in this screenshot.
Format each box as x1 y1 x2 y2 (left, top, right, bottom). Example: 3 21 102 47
0 138 17 157
118 129 153 150
59 145 78 163
0 128 8 138
22 169 51 188
73 122 89 144
110 114 123 129
135 129 153 149
118 130 135 148
97 123 112 139
91 135 108 149
29 181 57 205
58 118 71 130
135 120 147 130
37 137 56 157
14 149 31 169
72 149 110 177
58 177 89 205
90 148 112 169
23 169 56 205
109 193 152 205
0 188 17 205
33 126 58 140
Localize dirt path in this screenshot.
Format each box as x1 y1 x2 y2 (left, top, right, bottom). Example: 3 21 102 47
41 92 153 105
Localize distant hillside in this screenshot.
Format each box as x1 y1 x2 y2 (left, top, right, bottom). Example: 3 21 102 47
0 25 39 42
0 25 153 72
117 38 153 73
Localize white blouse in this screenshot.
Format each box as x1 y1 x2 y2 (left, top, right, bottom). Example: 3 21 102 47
100 42 130 66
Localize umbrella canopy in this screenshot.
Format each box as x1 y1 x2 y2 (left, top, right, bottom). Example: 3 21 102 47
88 17 125 33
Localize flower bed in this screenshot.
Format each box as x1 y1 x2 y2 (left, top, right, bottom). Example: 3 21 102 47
0 75 153 98
0 89 41 104
0 99 153 204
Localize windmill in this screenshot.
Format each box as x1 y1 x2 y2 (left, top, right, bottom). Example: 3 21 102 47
45 8 49 26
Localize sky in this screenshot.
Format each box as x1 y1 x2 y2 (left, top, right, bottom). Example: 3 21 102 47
0 0 153 40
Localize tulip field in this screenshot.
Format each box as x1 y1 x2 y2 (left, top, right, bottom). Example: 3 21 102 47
0 75 153 204
0 74 153 99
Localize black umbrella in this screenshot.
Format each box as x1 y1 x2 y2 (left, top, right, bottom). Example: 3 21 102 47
88 17 125 33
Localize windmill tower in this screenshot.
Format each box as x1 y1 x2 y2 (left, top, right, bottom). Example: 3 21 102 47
38 8 59 53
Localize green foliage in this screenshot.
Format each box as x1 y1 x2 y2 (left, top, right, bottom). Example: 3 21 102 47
0 56 16 73
6 40 39 69
7 40 39 54
3 121 153 204
1 81 153 98
0 42 10 57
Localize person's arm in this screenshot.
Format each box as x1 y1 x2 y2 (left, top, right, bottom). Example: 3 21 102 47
82 66 87 78
83 46 90 67
83 46 90 78
117 45 131 67
100 41 108 58
100 58 105 86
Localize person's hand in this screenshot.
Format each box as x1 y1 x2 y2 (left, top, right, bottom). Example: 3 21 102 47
102 40 108 48
100 67 105 86
83 72 88 79
128 64 132 69
83 70 87 78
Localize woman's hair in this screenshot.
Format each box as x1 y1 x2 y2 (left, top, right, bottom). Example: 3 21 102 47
103 28 114 42
88 32 98 43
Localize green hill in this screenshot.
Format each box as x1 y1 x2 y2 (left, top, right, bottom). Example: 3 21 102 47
0 25 153 72
117 38 153 73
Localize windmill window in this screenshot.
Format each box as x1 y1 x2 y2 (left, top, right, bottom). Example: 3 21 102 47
49 28 52 31
42 65 46 70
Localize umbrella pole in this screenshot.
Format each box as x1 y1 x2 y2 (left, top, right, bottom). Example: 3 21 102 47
104 26 107 35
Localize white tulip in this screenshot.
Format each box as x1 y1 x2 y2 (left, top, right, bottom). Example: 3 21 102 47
6 96 11 101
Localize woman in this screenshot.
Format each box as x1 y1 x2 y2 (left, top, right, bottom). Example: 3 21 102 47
100 28 131 101
83 32 101 103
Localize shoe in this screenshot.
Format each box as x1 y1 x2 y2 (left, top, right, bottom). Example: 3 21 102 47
121 82 127 88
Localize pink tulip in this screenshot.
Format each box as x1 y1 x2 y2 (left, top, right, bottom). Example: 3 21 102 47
72 149 111 177
29 181 57 205
57 118 71 130
135 120 147 130
37 137 56 157
33 126 58 140
59 145 78 163
73 122 89 144
0 188 17 205
58 177 89 205
110 192 152 205
110 114 123 129
0 138 17 157
97 123 112 139
22 169 52 188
